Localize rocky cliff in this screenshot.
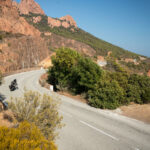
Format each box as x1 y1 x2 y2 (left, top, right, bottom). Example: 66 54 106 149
0 33 49 73
0 0 48 73
60 15 77 28
19 0 45 15
0 0 40 36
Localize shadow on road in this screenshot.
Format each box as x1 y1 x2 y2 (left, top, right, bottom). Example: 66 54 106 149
0 93 6 102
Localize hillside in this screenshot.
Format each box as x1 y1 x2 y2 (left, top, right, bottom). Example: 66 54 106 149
22 12 150 75
0 0 149 75
0 0 49 73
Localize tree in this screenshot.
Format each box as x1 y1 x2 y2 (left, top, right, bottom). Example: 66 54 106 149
69 57 103 94
47 47 80 90
0 121 57 150
48 48 103 94
8 90 63 141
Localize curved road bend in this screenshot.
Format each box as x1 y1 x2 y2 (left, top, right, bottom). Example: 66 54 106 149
0 69 150 150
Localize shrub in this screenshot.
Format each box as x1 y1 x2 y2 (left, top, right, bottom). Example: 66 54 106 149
87 80 125 109
69 57 103 94
127 74 150 104
8 90 63 141
48 48 103 94
0 121 57 150
47 48 80 90
47 48 150 110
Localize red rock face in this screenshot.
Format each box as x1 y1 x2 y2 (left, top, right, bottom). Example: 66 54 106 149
0 0 40 36
48 15 77 29
33 16 42 23
48 17 62 28
19 0 45 15
12 1 18 8
0 0 12 7
0 35 49 73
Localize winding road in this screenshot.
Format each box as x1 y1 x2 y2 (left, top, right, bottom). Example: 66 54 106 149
0 69 150 150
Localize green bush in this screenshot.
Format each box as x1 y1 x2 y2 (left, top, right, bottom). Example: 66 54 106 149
127 74 150 104
48 48 103 94
69 57 103 94
87 80 125 109
47 47 81 90
47 48 150 110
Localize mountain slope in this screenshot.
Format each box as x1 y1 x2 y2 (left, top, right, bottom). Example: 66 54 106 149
21 13 150 75
0 0 149 76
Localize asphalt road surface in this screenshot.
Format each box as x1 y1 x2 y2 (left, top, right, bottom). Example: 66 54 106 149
0 69 150 150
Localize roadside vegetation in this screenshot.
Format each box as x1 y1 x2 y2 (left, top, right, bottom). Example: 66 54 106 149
8 90 63 141
0 121 57 150
47 48 150 109
0 90 63 150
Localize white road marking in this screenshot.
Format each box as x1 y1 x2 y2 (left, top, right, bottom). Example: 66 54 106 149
134 148 140 150
80 120 119 141
59 110 73 118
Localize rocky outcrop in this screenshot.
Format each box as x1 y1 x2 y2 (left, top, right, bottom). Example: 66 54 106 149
12 1 18 8
97 56 107 67
33 16 42 23
48 15 77 29
19 0 45 15
0 0 12 7
124 58 139 65
62 21 70 28
60 15 77 28
0 0 40 36
48 17 62 28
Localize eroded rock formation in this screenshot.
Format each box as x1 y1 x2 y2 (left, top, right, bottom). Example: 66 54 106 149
0 35 49 73
60 15 77 28
0 0 40 36
48 15 77 29
19 0 45 15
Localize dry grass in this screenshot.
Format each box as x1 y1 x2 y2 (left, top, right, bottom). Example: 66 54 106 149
120 103 150 124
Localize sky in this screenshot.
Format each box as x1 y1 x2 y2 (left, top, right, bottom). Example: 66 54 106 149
16 0 150 57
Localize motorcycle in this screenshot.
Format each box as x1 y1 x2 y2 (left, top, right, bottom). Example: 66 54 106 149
9 79 18 91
